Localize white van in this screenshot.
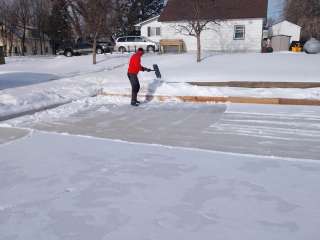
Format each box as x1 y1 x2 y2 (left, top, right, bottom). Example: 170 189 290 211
115 36 159 53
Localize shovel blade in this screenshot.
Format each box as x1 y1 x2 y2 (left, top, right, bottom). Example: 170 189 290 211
153 64 162 79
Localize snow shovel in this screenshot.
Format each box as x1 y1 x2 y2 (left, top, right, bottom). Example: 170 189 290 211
151 64 162 79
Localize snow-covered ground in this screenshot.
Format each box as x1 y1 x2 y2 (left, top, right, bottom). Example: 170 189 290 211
1 52 320 120
0 54 129 90
3 52 319 84
1 52 320 239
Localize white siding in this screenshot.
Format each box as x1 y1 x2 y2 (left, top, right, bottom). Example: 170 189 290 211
140 18 264 52
272 21 301 42
140 20 163 43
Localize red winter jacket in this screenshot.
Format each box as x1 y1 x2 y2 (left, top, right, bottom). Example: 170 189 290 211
128 51 144 74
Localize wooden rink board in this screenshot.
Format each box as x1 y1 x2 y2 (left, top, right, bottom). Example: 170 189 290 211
188 82 320 89
101 92 320 106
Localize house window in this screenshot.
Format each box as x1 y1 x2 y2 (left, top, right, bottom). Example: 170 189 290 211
147 27 161 37
234 25 245 40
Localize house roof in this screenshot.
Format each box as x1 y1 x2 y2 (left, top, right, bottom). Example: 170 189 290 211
272 20 302 28
134 15 160 27
159 0 268 22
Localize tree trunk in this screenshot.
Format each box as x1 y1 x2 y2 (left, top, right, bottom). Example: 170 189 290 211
196 33 201 63
9 33 13 56
93 36 97 65
40 33 43 55
22 25 26 56
0 46 5 65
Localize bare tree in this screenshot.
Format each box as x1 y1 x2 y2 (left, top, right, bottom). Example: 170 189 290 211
47 0 73 54
122 0 164 34
0 0 18 56
175 0 217 62
31 0 51 55
285 0 320 40
68 0 112 64
14 0 32 56
67 0 85 39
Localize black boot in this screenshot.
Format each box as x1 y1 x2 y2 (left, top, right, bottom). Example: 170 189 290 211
131 101 140 107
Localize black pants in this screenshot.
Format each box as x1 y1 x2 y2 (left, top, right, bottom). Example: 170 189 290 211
128 73 140 103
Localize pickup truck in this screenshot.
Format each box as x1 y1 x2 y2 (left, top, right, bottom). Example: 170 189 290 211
56 41 111 57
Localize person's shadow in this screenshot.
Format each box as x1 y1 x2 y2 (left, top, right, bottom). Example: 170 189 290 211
145 78 164 102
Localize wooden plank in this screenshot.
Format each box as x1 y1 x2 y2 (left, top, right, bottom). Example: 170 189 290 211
188 82 320 89
101 92 320 106
177 96 229 103
229 97 280 105
279 98 320 106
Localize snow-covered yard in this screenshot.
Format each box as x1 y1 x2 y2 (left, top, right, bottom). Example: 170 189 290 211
1 52 320 120
0 54 129 90
1 52 320 239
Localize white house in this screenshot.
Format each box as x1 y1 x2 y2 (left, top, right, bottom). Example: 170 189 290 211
271 20 301 42
0 24 52 56
135 0 268 52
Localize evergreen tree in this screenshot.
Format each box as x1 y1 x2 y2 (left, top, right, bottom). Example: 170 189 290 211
119 0 165 35
47 0 73 53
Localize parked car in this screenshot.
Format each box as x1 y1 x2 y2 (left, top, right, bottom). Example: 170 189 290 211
56 41 105 57
115 36 159 53
303 38 320 54
97 41 114 54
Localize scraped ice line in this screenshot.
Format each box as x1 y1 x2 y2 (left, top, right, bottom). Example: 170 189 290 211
213 123 320 136
28 129 320 164
204 130 320 142
226 111 320 120
223 119 320 128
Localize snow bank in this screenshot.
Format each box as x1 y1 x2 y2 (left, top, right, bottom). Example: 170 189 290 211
0 76 101 120
0 54 129 119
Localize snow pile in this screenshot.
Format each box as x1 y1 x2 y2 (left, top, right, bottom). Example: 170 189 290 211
0 76 101 119
0 54 130 119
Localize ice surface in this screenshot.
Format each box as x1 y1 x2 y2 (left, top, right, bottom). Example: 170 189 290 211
0 131 319 240
0 127 30 144
5 97 320 160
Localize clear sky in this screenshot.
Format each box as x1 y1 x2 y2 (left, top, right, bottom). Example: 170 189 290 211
268 0 286 20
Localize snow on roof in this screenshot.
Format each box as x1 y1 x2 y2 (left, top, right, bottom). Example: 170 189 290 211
272 20 302 28
134 15 160 27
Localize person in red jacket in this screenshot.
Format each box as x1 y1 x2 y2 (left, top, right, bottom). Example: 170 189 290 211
127 48 151 106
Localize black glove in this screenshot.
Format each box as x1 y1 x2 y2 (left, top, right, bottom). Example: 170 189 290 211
142 67 152 72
